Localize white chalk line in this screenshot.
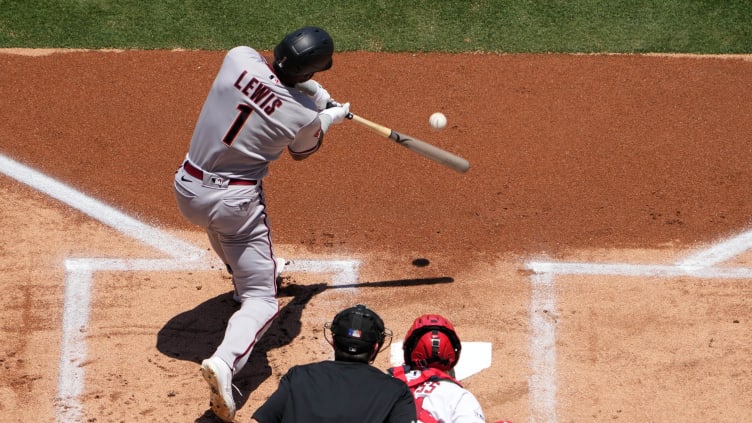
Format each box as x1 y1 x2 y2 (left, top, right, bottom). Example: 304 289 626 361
285 259 361 286
0 155 203 260
528 272 558 423
676 230 752 267
0 154 361 423
524 229 752 422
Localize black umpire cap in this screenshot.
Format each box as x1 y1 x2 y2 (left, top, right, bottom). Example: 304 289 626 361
329 304 387 354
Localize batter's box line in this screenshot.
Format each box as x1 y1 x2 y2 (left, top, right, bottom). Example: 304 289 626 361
523 228 752 423
284 259 361 286
56 257 361 423
527 261 752 278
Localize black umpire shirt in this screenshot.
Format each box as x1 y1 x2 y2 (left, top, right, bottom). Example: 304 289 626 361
252 360 416 423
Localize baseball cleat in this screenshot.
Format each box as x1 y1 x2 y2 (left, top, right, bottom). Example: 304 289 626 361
275 257 287 278
200 356 236 422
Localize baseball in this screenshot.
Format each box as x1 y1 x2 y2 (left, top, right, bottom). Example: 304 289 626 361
429 112 447 130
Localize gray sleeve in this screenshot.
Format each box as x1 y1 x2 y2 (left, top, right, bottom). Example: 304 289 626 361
289 118 324 156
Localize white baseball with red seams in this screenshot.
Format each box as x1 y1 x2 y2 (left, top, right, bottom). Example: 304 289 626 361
429 112 447 130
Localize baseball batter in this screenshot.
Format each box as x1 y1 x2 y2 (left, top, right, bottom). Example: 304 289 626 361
172 26 350 422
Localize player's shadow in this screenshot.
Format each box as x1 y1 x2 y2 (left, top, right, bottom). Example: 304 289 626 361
156 275 453 422
156 278 326 420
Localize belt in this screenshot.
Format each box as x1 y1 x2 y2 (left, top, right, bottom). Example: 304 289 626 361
183 161 257 186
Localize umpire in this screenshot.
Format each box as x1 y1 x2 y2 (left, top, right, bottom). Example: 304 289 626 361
250 304 417 422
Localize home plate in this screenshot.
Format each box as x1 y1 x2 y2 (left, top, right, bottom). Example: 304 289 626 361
390 341 492 380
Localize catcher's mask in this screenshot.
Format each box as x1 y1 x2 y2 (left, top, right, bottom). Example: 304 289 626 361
273 26 334 85
403 314 462 371
325 304 392 355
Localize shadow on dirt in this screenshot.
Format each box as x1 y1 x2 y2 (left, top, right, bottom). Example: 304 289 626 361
156 275 453 421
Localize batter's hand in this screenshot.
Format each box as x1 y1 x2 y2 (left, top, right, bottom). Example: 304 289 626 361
320 102 350 124
326 98 343 108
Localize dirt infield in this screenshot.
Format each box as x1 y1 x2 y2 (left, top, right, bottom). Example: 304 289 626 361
1 50 751 422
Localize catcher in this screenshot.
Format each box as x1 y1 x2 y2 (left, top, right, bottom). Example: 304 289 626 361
388 314 492 423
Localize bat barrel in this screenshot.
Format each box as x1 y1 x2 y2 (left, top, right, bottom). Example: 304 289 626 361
390 130 470 173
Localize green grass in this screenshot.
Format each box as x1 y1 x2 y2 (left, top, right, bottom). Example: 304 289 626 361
0 0 750 53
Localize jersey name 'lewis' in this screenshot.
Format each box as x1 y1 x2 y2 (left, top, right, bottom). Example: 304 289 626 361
232 71 283 115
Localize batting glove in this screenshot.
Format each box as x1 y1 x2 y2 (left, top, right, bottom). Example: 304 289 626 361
318 102 350 132
321 102 350 124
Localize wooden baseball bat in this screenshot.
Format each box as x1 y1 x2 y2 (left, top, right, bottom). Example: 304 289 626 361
294 81 469 173
346 113 471 173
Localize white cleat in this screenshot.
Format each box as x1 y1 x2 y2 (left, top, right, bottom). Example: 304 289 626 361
200 357 236 422
275 257 288 278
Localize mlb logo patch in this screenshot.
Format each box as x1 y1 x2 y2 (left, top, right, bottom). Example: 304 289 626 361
348 328 362 338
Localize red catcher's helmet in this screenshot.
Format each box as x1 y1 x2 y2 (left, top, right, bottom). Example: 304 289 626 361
403 314 461 371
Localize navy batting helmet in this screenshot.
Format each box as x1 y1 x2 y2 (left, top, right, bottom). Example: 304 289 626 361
273 26 334 84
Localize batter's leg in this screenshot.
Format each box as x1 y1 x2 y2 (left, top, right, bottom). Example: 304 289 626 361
213 296 279 372
205 229 232 274
208 183 280 373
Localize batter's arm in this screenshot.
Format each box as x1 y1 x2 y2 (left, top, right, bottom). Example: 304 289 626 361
288 120 324 161
288 139 321 161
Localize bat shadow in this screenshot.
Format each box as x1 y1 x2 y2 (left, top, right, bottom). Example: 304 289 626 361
156 275 453 421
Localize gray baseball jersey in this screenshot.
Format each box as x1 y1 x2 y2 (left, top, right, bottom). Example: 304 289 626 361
187 46 323 180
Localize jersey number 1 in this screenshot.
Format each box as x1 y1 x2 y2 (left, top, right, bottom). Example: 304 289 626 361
223 104 253 146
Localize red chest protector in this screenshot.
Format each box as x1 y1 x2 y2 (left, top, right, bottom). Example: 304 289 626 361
389 365 462 423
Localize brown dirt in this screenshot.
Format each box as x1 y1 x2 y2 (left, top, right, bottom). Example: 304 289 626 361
1 49 751 422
